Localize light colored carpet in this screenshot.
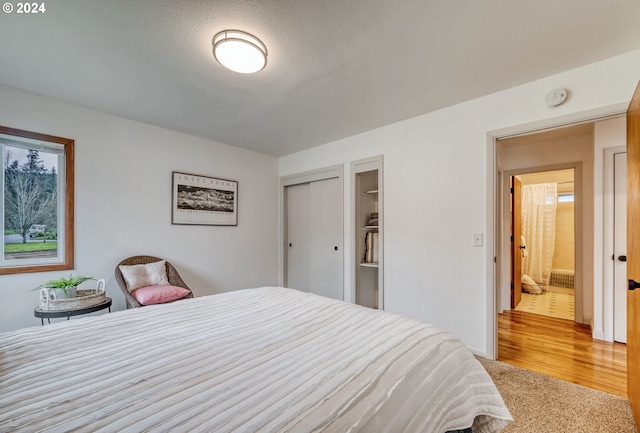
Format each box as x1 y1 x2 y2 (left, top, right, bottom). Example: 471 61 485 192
514 291 574 320
478 357 637 433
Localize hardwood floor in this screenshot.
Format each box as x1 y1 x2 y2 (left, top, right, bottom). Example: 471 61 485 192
498 310 627 398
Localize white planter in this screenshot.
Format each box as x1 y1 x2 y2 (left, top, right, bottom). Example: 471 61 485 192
43 286 77 300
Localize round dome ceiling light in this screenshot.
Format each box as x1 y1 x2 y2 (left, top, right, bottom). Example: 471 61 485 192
213 30 267 74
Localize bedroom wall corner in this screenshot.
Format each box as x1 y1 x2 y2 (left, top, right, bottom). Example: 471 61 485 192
0 85 280 333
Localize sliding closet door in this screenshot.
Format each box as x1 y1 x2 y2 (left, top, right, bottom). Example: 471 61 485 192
285 177 343 300
286 182 310 292
309 178 343 300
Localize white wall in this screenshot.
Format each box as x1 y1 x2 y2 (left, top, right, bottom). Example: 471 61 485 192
279 50 640 356
0 85 279 333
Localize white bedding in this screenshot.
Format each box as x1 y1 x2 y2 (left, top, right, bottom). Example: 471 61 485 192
0 287 511 432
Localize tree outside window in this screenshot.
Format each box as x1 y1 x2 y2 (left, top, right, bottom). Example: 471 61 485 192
0 126 74 274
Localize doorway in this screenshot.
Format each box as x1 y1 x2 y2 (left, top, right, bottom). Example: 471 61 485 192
497 122 591 327
493 117 629 395
511 169 576 321
496 123 591 377
494 117 628 349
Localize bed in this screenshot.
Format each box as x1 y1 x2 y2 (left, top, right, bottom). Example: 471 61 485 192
0 287 511 432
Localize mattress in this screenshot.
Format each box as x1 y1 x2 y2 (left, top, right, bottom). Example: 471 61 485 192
0 287 511 432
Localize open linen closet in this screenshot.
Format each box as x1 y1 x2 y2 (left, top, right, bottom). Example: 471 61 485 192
0 287 511 432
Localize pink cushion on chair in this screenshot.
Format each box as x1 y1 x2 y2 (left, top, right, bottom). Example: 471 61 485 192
131 285 191 305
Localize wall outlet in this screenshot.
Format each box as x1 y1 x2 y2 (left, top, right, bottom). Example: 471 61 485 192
473 233 483 247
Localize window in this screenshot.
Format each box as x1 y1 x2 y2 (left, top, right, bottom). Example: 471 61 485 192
558 194 575 203
1 126 74 274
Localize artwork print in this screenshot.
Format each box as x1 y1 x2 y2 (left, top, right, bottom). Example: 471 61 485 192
172 172 238 226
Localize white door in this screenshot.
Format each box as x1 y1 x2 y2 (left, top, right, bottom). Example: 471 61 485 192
309 177 343 300
286 182 310 292
285 177 343 300
614 151 627 343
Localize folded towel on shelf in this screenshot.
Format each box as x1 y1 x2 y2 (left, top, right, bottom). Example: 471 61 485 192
365 232 373 263
372 233 379 263
364 232 379 263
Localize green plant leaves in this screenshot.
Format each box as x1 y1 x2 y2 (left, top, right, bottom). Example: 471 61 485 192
34 274 94 291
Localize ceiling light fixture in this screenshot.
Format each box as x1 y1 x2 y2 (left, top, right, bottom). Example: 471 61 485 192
213 30 267 74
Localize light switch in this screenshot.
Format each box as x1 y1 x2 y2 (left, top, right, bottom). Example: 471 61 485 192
473 233 483 247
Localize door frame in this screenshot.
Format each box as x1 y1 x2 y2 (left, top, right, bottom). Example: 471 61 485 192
510 176 522 310
279 165 344 289
486 110 627 360
351 155 384 309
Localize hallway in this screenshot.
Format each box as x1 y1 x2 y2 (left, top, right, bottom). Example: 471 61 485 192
498 310 627 398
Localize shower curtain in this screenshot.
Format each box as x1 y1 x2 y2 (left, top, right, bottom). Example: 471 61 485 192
521 182 557 292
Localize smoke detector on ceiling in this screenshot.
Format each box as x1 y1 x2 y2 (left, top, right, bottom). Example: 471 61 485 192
545 88 568 107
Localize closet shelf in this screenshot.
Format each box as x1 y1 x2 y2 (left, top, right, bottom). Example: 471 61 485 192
354 158 383 311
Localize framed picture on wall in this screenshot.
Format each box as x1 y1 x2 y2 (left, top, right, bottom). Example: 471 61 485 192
172 171 238 226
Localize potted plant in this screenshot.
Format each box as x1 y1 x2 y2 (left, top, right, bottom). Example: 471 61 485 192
34 274 95 299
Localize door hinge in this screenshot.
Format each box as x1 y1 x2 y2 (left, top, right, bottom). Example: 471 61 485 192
510 187 514 194
510 283 514 290
494 256 497 263
510 235 514 242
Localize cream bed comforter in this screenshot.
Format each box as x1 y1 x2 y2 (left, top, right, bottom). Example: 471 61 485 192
0 287 511 432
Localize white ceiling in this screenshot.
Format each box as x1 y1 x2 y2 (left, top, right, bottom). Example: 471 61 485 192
1 0 639 156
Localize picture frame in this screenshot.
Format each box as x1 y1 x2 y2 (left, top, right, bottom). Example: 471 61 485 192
172 171 238 226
